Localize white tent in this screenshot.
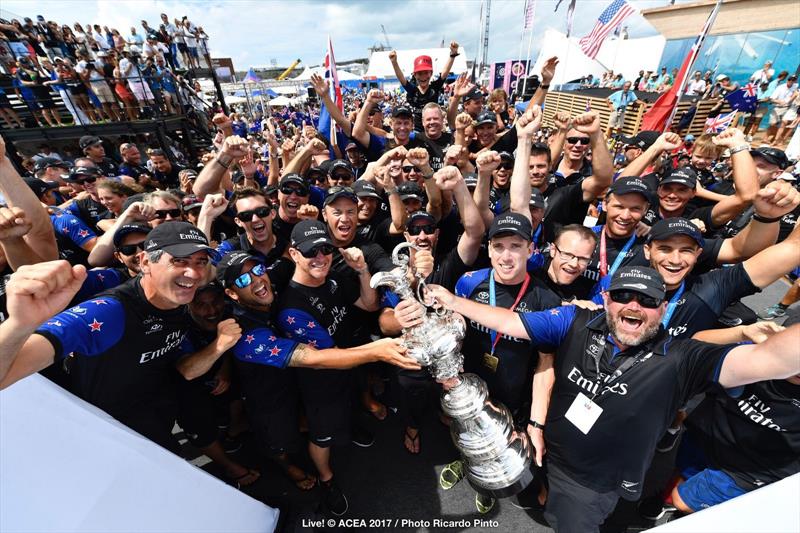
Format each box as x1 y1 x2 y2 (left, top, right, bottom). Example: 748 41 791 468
530 29 665 86
269 95 292 107
293 66 361 81
365 47 468 79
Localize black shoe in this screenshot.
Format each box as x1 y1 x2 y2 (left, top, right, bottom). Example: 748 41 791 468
351 425 374 448
656 426 683 453
222 434 243 454
638 495 676 521
321 478 349 516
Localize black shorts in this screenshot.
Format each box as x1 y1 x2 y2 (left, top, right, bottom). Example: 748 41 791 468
248 399 304 454
68 83 88 96
296 368 353 448
177 42 189 54
544 461 620 533
175 379 222 449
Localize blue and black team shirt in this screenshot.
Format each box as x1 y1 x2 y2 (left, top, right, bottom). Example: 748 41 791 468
454 268 561 415
70 266 131 306
64 197 111 233
35 278 191 421
517 305 734 500
51 211 97 265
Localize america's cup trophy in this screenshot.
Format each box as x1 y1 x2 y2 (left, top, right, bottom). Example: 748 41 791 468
371 243 534 498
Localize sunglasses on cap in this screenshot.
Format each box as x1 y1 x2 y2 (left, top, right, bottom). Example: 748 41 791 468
237 205 272 222
566 137 591 145
327 185 355 194
116 242 145 255
299 244 335 258
608 290 663 309
234 262 268 289
408 223 436 236
402 165 421 173
279 183 309 196
154 208 182 219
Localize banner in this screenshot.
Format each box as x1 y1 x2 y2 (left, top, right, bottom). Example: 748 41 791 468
489 60 529 94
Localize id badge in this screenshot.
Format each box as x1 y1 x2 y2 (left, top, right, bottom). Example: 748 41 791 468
583 215 598 228
565 392 603 435
482 352 499 373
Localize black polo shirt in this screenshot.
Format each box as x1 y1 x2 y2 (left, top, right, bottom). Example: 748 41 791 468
403 76 446 131
519 306 734 499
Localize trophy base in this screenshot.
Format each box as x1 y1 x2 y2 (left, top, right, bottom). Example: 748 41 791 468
468 466 535 499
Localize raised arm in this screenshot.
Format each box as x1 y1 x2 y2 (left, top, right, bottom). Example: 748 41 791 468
176 318 241 380
526 56 558 112
548 111 570 169
707 128 759 227
310 73 353 137
435 166 485 265
447 74 472 130
0 208 52 270
87 202 156 267
510 107 542 219
474 150 501 229
571 111 613 201
193 135 248 198
289 336 417 370
620 132 682 178
717 324 800 389
352 89 382 148
283 138 327 176
342 247 379 311
440 41 460 80
388 50 408 87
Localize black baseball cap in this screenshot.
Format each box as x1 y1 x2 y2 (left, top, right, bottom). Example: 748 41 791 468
499 151 515 163
353 180 381 200
290 219 334 254
462 86 484 103
397 181 425 202
647 217 705 247
143 221 219 259
750 147 789 170
488 212 532 241
529 189 545 209
216 251 258 288
181 194 203 211
79 135 102 150
66 166 101 182
391 106 413 119
607 176 650 200
23 177 59 199
406 210 435 230
279 173 307 188
475 110 497 126
620 131 660 151
329 159 354 177
112 223 151 247
660 167 697 189
608 266 666 301
33 157 69 173
323 185 358 206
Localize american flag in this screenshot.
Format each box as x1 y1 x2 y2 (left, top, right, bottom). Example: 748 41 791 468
523 0 536 30
705 111 736 133
579 0 636 59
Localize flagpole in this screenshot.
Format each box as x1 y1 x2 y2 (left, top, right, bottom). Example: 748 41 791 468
521 0 536 97
516 0 528 94
663 0 723 130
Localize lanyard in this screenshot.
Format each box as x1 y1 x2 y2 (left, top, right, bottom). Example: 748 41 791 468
532 224 543 248
599 229 637 278
590 336 651 401
660 282 685 329
488 270 530 355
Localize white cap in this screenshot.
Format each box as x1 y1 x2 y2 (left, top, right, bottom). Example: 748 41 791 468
716 74 729 82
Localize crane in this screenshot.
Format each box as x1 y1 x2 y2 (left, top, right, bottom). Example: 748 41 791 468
277 59 302 80
381 25 391 49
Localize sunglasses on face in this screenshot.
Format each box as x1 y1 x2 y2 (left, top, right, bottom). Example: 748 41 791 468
237 205 272 222
609 290 663 309
234 263 268 289
408 223 436 236
74 176 98 184
116 242 144 255
402 165 421 173
566 137 591 146
300 244 335 258
497 163 513 171
279 184 309 196
154 208 182 219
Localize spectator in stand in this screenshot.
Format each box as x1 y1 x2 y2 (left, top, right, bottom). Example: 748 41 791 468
182 18 199 69
605 81 642 138
196 26 210 68
645 72 659 92
80 55 121 122
127 26 144 49
750 60 774 85
610 73 626 88
0 74 25 128
744 81 772 141
685 71 707 96
121 48 156 116
15 56 62 127
55 57 98 123
173 17 191 69
767 75 798 145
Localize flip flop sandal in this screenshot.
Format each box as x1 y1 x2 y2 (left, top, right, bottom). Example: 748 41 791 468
403 428 420 454
439 460 465 490
231 469 260 489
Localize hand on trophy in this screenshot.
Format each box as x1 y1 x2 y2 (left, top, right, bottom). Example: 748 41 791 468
394 298 426 329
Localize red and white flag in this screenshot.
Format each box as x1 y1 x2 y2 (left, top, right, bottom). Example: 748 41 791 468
579 0 636 59
704 110 736 133
323 35 342 113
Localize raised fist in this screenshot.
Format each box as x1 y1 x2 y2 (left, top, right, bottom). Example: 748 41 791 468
215 318 242 352
0 206 32 241
433 166 463 191
553 111 571 131
571 111 600 136
407 148 429 168
367 89 384 105
712 127 746 149
516 106 542 138
341 246 367 271
221 135 249 159
455 112 473 131
476 150 501 172
296 204 319 221
388 50 397 62
654 132 682 152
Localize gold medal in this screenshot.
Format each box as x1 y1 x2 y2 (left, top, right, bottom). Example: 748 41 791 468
482 352 499 373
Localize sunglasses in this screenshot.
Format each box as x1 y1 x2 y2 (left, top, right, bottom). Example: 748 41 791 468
408 223 436 236
74 176 98 184
154 208 182 219
300 244 335 258
608 290 663 309
402 165 421 173
237 205 272 222
497 163 513 171
234 263 268 289
279 184 309 196
566 137 591 146
327 185 355 195
116 242 144 255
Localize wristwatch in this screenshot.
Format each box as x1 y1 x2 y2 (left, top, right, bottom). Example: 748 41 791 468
753 212 781 223
528 420 545 430
729 144 751 156
422 170 434 179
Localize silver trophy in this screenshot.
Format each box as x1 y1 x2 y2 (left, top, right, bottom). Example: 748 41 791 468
371 243 534 498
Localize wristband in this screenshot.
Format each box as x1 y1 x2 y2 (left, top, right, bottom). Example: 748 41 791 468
752 212 781 224
540 84 550 89
729 144 751 156
214 157 231 170
528 420 545 430
355 267 369 275
422 170 434 179
450 53 460 58
386 187 398 195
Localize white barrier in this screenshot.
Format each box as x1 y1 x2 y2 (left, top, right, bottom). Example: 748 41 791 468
0 374 278 532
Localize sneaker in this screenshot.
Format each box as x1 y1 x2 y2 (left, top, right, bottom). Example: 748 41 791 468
351 425 374 448
321 478 349 516
758 304 787 320
717 316 743 327
638 495 676 521
439 460 465 490
221 434 243 454
475 493 496 514
656 426 684 453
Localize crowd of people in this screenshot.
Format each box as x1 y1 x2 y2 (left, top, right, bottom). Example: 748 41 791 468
0 17 799 533
0 12 211 127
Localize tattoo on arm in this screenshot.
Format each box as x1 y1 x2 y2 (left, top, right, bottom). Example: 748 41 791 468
288 344 311 367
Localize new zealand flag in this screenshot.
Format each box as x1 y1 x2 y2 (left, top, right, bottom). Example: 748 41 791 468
724 83 758 114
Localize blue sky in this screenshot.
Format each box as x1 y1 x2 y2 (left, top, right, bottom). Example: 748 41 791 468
1 0 688 70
